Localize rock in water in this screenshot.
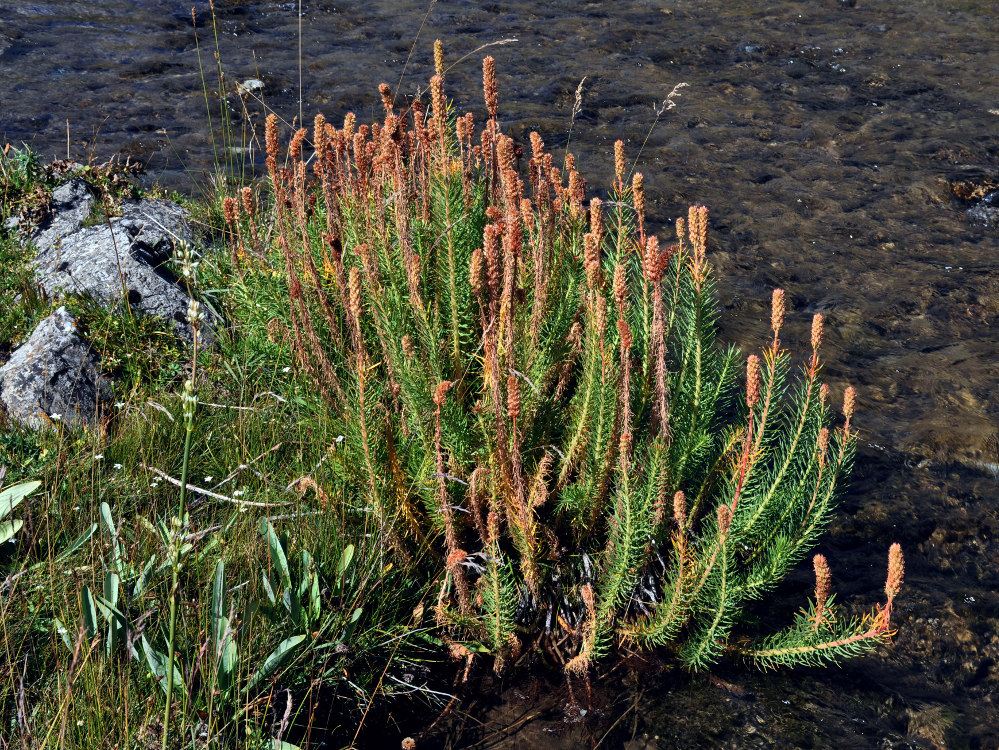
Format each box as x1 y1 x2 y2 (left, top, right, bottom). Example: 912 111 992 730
0 307 112 429
30 179 214 343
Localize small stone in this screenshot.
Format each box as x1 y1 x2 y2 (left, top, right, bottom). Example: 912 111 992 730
237 78 264 96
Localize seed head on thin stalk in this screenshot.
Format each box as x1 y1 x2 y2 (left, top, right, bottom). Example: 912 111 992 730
746 354 762 409
771 288 786 347
483 56 498 120
586 203 601 242
717 504 732 535
811 313 824 352
379 83 393 115
632 171 646 242
614 140 626 189
434 39 445 79
817 427 830 467
507 374 521 421
843 385 857 433
812 554 832 629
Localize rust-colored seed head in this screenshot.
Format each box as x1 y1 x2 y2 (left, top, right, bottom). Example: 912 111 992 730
581 582 596 617
584 232 599 274
498 136 515 173
456 115 467 142
483 56 498 117
619 431 632 457
265 113 279 159
530 131 544 160
595 296 608 336
717 504 732 535
485 205 503 222
819 383 830 405
771 288 786 335
379 82 393 114
290 128 307 162
811 313 824 352
484 224 501 292
434 380 452 407
632 172 645 215
241 186 255 218
402 334 415 358
430 75 446 126
348 267 363 318
843 385 856 420
675 216 686 244
813 554 832 609
485 511 501 547
343 112 356 142
746 354 762 408
617 317 632 350
644 235 661 283
614 139 625 184
590 197 603 235
409 253 422 290
507 375 521 420
222 196 238 225
313 113 327 156
673 490 687 528
885 543 904 600
568 321 583 352
434 39 445 79
470 248 484 294
817 427 830 459
613 262 627 309
402 737 417 750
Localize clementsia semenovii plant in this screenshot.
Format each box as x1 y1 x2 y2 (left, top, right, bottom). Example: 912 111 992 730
225 41 904 679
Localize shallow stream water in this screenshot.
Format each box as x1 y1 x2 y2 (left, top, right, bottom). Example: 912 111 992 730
2 1 998 746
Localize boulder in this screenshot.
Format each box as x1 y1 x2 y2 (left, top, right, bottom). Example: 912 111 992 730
30 181 214 343
0 307 112 429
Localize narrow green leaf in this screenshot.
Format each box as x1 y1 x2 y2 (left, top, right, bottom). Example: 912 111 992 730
51 523 97 564
245 634 306 692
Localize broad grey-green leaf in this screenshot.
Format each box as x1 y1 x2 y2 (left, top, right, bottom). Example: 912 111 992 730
338 544 355 577
0 480 40 521
212 560 226 647
217 617 238 692
80 586 98 640
262 521 291 590
245 634 306 693
0 519 23 545
140 635 186 697
53 617 73 653
261 571 276 605
133 554 156 598
271 741 302 750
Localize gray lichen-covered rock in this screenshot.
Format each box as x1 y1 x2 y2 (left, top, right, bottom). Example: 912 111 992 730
31 183 214 343
0 307 112 429
31 179 95 254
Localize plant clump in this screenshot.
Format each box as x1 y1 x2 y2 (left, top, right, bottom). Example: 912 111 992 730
230 44 903 677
